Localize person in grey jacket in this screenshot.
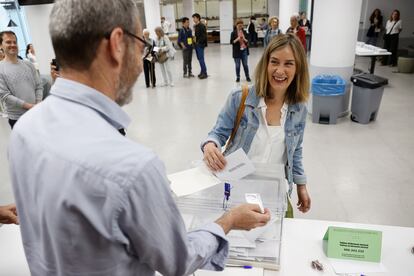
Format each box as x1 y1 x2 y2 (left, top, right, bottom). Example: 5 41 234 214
0 31 42 129
202 34 311 217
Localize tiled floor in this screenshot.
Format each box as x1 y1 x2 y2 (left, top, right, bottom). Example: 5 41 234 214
1 44 413 227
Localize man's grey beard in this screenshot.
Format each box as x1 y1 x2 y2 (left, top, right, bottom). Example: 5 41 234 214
115 84 133 106
115 45 138 107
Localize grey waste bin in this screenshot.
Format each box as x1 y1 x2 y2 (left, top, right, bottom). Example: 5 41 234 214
350 73 388 124
312 75 346 124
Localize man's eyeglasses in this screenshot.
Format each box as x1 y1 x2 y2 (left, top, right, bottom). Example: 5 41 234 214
104 29 149 48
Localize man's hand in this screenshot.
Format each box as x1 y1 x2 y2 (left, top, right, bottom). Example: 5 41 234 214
22 103 34 110
0 204 19 225
296 184 311 213
215 204 271 234
203 142 226 172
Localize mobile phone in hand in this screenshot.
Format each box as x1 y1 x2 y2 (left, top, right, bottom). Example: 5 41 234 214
51 58 60 71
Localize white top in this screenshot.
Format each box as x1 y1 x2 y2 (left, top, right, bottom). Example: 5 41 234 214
26 52 39 70
248 98 288 165
385 19 402 35
162 20 171 34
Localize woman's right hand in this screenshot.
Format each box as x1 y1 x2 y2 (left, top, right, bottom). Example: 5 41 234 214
203 142 227 172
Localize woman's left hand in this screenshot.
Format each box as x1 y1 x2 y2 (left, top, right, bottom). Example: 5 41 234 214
296 184 311 213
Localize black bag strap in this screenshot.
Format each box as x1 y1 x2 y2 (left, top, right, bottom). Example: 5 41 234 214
387 21 397 35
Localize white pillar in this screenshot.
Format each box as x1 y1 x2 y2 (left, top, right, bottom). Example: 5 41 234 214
219 0 233 45
183 0 194 29
309 0 362 115
279 0 299 33
144 0 161 38
24 5 54 75
307 0 312 21
161 4 176 34
268 0 279 17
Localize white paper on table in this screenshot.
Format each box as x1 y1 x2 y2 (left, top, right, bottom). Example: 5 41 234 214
215 149 255 181
195 267 263 276
328 258 387 274
168 165 221 197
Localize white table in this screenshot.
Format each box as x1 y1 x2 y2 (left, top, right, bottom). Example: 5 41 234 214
266 218 414 276
196 218 414 276
2 219 414 276
355 42 391 74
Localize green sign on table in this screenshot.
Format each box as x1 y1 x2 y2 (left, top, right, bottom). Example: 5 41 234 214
323 226 382 262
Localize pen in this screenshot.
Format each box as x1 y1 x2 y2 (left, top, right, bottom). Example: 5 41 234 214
226 264 253 269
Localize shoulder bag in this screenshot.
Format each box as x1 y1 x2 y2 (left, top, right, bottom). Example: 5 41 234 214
224 84 249 152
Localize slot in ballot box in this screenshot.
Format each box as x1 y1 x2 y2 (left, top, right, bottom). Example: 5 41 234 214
174 163 287 270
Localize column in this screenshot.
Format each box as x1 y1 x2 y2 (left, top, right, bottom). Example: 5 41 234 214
219 0 233 45
309 0 362 115
143 0 161 38
161 4 176 33
24 4 55 75
267 0 279 17
183 0 194 29
279 0 299 33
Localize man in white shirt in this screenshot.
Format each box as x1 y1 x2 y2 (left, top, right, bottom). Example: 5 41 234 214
9 1 270 275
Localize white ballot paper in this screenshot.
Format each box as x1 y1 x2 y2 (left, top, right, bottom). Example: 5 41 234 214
215 149 255 181
168 165 221 197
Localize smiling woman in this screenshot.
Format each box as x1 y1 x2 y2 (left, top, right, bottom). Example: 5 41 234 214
201 34 311 217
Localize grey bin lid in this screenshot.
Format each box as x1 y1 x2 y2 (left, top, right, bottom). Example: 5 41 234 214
351 73 388 89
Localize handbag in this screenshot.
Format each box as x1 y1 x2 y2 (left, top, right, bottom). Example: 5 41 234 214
156 38 169 64
223 84 249 153
156 51 168 63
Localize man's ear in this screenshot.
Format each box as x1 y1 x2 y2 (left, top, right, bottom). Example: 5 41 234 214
107 27 125 66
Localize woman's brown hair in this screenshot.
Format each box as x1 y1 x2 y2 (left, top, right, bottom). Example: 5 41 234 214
254 33 309 104
389 9 400 21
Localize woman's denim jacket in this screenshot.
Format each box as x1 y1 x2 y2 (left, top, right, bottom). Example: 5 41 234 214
202 86 307 192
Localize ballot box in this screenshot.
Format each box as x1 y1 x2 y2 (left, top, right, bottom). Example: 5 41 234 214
175 163 287 270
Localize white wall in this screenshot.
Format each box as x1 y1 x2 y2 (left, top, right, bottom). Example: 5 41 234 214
144 0 161 39
161 4 176 33
23 5 54 75
268 0 279 17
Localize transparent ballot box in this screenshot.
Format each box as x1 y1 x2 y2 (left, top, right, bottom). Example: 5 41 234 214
175 164 287 270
